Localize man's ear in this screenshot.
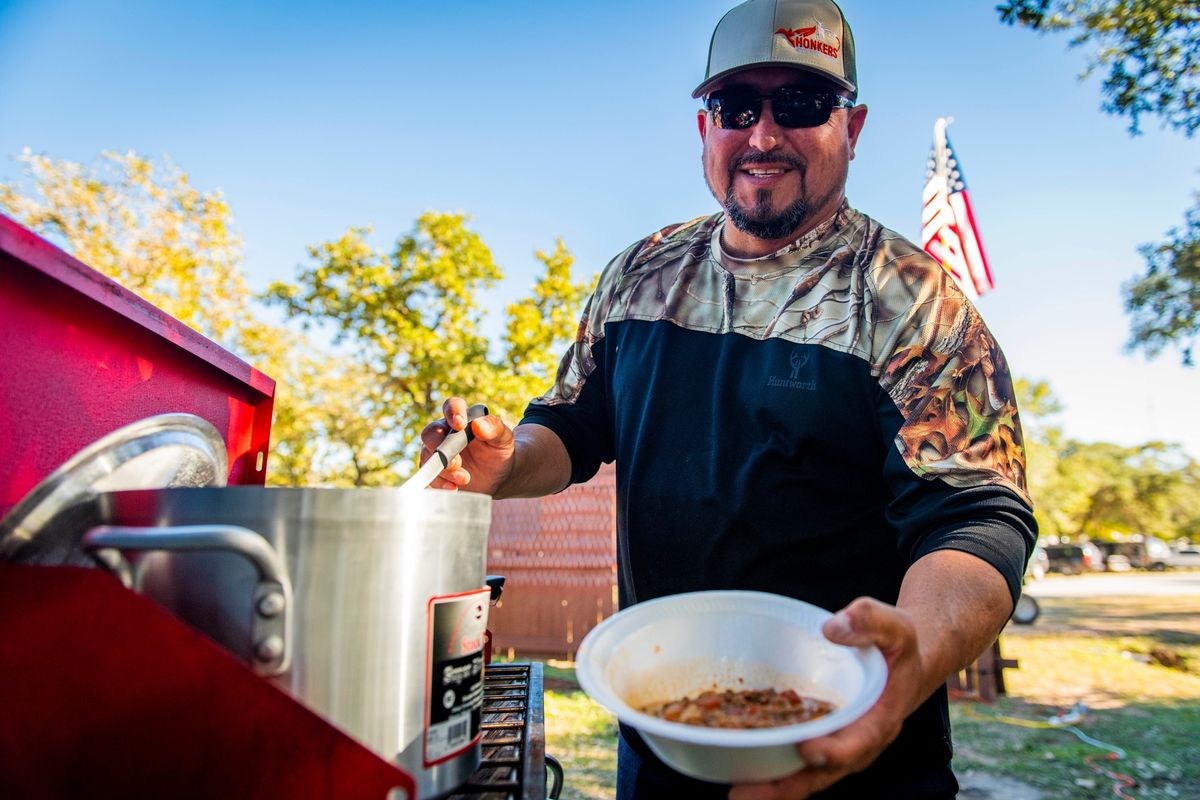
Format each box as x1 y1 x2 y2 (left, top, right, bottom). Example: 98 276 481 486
697 109 707 140
846 104 868 160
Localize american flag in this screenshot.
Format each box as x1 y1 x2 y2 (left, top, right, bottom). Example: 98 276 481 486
921 117 994 299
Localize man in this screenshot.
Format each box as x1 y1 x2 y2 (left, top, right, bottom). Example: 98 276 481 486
423 0 1036 797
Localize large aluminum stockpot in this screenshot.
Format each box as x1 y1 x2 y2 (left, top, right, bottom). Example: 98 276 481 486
84 486 493 799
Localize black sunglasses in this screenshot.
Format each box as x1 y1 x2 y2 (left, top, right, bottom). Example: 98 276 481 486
704 86 855 130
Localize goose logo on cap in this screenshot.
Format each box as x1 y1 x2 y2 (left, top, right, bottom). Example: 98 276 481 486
775 20 841 59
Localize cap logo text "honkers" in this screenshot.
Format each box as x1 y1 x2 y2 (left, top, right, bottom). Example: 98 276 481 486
775 20 841 59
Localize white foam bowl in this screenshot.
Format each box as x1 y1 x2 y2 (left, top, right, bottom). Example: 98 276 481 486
575 590 887 784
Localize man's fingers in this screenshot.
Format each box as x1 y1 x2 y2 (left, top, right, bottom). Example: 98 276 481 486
728 763 845 800
727 781 782 799
795 710 890 774
470 414 513 447
822 597 913 650
470 415 497 440
729 719 889 800
442 396 468 430
420 420 452 454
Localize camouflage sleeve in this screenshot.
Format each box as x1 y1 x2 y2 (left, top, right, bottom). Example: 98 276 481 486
871 241 1030 505
868 236 1036 603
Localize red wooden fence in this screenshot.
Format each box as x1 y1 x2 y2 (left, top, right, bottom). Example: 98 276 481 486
486 463 617 660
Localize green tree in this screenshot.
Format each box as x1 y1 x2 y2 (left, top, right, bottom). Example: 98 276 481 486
1075 439 1197 538
238 324 385 486
267 212 594 484
0 149 249 347
1123 197 1200 364
1033 436 1200 541
997 1 1199 365
1013 378 1200 541
1014 378 1071 538
997 1 1198 136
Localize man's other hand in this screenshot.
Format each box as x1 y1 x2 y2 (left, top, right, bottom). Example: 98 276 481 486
727 597 921 800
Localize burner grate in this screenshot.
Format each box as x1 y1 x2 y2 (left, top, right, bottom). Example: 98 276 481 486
445 662 549 800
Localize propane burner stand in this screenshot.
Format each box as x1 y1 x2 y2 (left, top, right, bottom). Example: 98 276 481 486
447 661 561 800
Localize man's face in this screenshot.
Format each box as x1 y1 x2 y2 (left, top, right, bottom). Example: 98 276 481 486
698 66 868 257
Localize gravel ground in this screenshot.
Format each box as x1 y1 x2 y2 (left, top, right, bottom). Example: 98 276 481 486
958 770 1043 799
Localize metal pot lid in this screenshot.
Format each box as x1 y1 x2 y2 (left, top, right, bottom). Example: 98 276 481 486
0 413 228 565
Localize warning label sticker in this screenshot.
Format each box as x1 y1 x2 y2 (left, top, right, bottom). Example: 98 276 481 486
424 587 490 766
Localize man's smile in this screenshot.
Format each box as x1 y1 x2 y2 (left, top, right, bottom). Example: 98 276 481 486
730 152 805 190
739 164 794 184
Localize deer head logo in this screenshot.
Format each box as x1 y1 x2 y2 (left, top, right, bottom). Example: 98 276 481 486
789 349 810 379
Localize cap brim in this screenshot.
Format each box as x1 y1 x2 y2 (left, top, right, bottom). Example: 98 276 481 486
692 62 856 99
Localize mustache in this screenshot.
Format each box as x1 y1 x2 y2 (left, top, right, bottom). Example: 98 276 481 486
731 151 806 171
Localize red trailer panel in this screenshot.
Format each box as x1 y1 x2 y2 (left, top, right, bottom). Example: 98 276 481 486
0 564 416 799
0 213 275 516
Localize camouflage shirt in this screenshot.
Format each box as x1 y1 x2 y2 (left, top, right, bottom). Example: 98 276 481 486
521 202 1037 789
525 200 1032 597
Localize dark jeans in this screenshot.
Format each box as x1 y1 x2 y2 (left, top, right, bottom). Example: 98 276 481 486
616 727 959 800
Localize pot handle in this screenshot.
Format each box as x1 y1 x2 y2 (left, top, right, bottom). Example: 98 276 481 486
81 525 292 677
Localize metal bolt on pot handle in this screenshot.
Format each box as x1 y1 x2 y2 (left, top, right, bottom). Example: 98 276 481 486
81 524 293 677
257 590 286 617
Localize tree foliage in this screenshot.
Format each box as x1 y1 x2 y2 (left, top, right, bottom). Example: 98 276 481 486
1123 196 1200 365
997 0 1199 137
1016 379 1200 541
266 213 594 484
236 324 392 486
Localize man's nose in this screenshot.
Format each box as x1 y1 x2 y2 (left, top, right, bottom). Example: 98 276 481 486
748 101 782 151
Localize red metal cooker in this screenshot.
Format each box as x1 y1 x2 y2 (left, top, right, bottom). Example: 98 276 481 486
0 215 553 799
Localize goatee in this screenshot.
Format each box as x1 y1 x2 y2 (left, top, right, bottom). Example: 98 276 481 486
725 188 808 241
723 152 809 241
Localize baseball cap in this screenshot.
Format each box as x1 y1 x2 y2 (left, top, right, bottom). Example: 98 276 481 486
693 0 858 99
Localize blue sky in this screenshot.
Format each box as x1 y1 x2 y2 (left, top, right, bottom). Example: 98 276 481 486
1 0 1196 457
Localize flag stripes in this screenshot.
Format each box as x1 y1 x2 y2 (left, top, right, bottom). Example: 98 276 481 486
921 117 994 299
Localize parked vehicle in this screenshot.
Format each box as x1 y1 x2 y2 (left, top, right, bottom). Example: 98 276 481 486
1169 546 1200 568
1096 540 1171 571
1026 545 1049 581
1044 544 1087 575
1044 542 1105 574
1104 553 1133 572
1144 537 1173 570
1097 542 1140 571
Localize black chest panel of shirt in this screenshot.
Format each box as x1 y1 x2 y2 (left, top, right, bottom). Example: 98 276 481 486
601 319 902 613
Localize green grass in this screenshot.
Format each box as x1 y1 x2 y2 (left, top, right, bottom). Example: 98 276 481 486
545 687 619 800
950 696 1200 799
534 591 1200 799
950 593 1200 798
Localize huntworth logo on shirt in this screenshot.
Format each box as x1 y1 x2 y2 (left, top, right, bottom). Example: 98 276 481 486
775 22 840 59
767 349 815 391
